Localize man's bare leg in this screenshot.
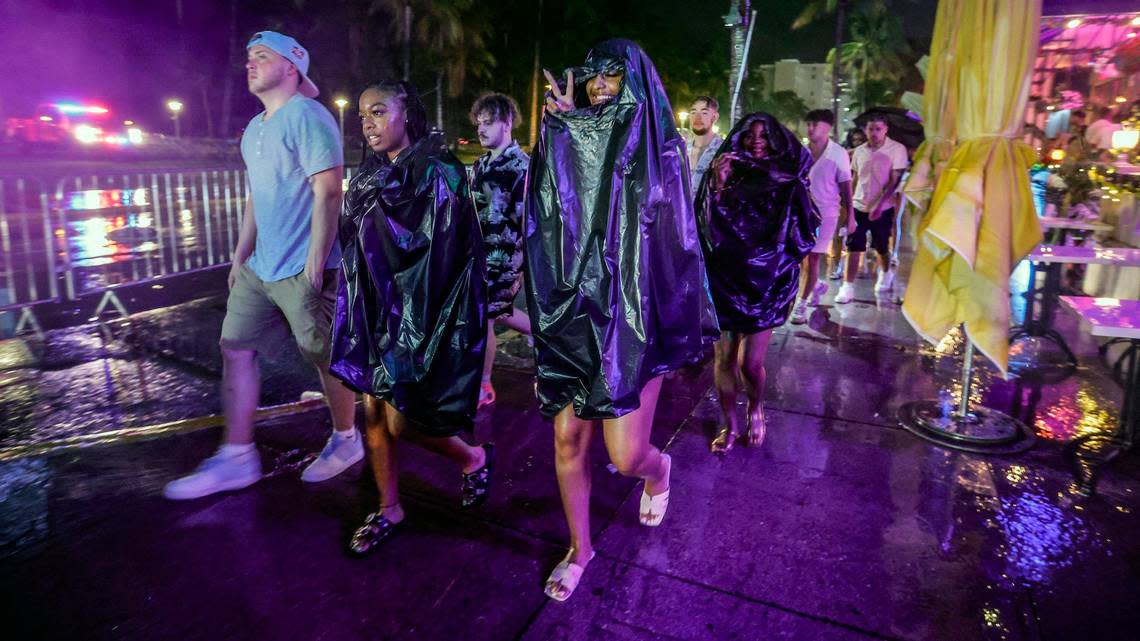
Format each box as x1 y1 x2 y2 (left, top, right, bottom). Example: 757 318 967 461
221 348 260 445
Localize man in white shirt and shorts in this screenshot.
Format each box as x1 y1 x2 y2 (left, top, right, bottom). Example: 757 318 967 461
792 109 853 323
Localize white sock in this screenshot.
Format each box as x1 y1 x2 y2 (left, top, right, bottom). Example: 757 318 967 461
219 443 255 458
333 428 358 441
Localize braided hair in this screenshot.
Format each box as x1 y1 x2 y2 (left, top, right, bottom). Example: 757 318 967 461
359 79 430 143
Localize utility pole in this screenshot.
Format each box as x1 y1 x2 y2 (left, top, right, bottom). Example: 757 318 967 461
725 1 752 124
726 1 755 124
832 0 848 140
528 0 544 148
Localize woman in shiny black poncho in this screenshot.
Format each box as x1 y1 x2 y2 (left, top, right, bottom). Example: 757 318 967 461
329 80 494 556
527 40 720 601
695 112 819 455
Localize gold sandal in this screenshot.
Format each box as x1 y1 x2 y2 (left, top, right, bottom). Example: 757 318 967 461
710 426 740 454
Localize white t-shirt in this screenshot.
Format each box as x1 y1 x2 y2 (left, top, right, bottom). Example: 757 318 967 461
1086 119 1121 151
807 139 852 222
852 137 909 212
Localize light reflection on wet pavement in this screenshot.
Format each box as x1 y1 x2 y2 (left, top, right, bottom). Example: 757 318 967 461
0 267 1137 640
0 297 318 450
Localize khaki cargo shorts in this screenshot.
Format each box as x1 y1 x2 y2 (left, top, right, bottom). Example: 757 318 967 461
219 265 339 366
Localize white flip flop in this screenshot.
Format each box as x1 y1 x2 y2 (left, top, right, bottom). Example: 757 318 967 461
544 549 596 602
639 453 671 527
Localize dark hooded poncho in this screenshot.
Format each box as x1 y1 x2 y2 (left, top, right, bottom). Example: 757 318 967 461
524 39 720 420
695 112 820 334
330 135 486 435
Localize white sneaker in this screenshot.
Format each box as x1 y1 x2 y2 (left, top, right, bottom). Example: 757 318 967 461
875 269 895 292
810 280 828 306
164 449 261 500
790 299 808 324
835 283 855 304
301 429 365 482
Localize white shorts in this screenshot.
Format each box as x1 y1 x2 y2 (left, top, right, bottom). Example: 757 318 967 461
811 214 839 254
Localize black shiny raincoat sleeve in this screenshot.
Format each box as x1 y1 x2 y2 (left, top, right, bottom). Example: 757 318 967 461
695 112 820 334
330 144 486 434
523 39 720 420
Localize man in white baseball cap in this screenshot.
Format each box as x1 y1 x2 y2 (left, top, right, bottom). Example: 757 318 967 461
245 30 320 98
163 30 361 500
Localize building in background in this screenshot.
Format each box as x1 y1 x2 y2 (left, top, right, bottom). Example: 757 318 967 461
751 59 858 136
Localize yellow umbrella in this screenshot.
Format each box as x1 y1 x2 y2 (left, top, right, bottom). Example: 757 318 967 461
901 1 960 211
902 0 1043 376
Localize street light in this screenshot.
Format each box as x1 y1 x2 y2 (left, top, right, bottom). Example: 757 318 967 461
334 97 348 143
166 100 184 138
678 110 689 131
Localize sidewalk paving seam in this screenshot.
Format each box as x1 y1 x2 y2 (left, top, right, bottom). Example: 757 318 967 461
603 552 912 641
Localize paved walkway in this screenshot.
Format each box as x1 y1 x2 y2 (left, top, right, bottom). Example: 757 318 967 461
1 267 1138 641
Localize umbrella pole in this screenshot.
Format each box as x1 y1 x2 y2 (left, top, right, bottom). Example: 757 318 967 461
956 338 975 418
898 326 1036 455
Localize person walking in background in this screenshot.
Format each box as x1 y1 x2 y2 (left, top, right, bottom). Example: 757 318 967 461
687 95 724 194
835 114 908 303
469 92 532 408
829 127 868 280
791 109 852 324
697 112 818 453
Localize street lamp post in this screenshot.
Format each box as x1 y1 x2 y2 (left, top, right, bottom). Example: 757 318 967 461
334 97 348 143
166 100 184 138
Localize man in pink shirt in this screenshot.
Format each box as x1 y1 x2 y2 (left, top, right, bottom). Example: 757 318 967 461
835 115 908 303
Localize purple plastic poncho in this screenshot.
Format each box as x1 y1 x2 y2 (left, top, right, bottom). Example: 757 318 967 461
524 39 720 420
695 112 820 334
330 135 486 435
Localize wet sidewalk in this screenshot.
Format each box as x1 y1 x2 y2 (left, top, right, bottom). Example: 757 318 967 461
1 268 1138 641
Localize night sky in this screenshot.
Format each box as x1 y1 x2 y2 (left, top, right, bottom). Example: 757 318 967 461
0 0 942 136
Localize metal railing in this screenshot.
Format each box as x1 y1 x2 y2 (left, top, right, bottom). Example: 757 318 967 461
0 176 57 335
1 168 250 336
0 165 366 337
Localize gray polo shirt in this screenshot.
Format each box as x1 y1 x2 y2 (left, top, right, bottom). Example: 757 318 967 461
240 94 342 282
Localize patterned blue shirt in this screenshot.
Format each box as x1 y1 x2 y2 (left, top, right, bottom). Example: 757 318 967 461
689 134 724 194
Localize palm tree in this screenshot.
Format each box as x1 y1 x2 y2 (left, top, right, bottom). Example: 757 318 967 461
825 3 909 112
792 0 859 135
375 0 496 131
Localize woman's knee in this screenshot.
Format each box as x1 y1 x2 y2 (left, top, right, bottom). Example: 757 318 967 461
363 397 403 441
608 443 649 477
363 419 390 448
740 355 766 385
553 420 590 462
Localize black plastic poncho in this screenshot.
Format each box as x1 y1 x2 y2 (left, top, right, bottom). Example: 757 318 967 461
524 39 720 420
330 135 486 435
695 112 820 334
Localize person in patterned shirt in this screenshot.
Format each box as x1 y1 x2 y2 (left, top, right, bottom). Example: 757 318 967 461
470 93 531 408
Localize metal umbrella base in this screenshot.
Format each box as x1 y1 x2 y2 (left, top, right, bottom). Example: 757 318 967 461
899 401 1036 455
899 334 1036 455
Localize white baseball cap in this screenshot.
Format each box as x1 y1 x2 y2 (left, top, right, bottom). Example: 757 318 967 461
246 31 319 98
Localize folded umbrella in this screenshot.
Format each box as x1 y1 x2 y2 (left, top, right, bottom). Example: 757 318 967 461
854 106 926 149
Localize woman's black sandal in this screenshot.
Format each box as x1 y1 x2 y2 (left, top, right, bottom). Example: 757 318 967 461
349 510 405 557
460 443 495 508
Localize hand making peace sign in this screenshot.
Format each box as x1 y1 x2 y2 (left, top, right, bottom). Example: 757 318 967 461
542 69 575 114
